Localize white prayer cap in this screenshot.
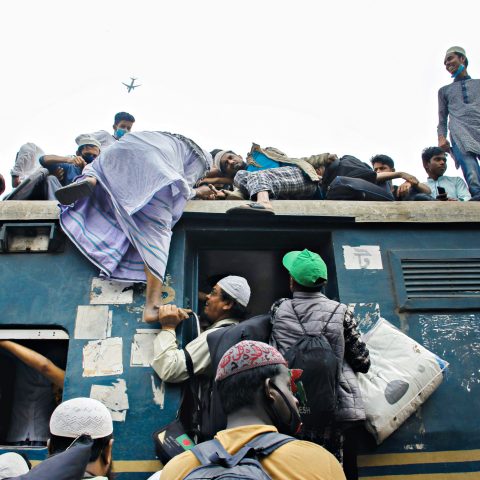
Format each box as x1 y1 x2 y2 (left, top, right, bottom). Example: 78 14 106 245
218 275 251 307
0 452 29 479
75 135 101 150
50 397 113 439
213 150 228 168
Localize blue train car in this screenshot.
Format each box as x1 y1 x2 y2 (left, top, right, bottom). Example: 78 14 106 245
1 199 479 479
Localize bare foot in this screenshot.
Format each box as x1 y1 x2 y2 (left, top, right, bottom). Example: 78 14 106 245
143 265 164 323
143 304 160 323
256 191 273 210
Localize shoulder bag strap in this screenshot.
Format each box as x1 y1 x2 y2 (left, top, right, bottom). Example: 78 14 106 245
290 299 342 335
245 431 296 457
321 303 342 334
289 301 308 336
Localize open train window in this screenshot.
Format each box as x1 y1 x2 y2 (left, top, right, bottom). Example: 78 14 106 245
195 244 337 316
0 328 69 448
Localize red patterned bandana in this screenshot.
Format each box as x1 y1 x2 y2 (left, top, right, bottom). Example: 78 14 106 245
215 340 288 382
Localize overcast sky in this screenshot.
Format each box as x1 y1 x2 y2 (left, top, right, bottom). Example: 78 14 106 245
1 0 478 192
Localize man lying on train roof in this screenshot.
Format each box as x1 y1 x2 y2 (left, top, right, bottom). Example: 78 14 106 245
202 144 335 214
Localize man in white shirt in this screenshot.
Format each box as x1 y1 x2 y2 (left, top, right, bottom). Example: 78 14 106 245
422 146 471 201
151 275 251 383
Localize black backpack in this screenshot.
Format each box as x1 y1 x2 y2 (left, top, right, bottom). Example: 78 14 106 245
276 303 341 430
326 176 394 201
184 431 294 480
199 314 272 441
321 155 377 197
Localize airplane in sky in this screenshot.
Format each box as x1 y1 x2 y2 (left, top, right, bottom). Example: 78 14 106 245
122 77 141 93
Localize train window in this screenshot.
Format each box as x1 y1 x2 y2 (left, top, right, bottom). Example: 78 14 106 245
0 328 69 448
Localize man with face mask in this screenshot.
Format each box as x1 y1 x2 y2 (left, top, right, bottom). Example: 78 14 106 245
158 340 345 480
39 136 101 200
76 112 135 150
438 46 480 200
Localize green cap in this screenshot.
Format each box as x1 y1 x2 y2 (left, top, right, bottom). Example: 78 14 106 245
282 249 328 287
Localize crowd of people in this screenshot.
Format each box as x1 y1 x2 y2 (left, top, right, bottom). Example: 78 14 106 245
1 249 366 480
0 45 478 479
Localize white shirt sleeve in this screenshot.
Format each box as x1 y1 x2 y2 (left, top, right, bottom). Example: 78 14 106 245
455 177 471 201
151 329 214 383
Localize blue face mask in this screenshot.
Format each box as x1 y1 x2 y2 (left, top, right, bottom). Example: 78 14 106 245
115 128 127 139
452 64 465 78
82 153 97 163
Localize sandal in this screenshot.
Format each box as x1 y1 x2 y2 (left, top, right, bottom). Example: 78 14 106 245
55 180 95 205
226 202 275 215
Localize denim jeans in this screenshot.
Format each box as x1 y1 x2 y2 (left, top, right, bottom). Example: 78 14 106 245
451 142 480 198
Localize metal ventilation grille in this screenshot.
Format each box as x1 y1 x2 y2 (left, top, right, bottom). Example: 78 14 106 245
402 258 480 298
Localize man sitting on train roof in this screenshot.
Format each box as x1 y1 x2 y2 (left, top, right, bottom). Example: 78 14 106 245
75 111 135 150
10 143 45 189
422 146 471 201
159 340 345 480
48 397 114 480
39 135 101 200
371 154 432 200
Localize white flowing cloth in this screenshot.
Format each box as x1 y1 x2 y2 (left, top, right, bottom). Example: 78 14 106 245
77 130 116 150
11 142 44 180
60 132 211 282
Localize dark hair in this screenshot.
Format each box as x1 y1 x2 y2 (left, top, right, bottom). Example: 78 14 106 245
49 434 112 463
422 146 445 164
114 112 135 125
76 144 100 156
457 53 469 68
370 154 395 169
217 364 281 415
220 289 248 320
291 278 325 293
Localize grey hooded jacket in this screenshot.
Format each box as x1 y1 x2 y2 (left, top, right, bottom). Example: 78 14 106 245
271 292 370 424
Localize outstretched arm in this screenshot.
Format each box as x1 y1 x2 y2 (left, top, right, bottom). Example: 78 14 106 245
376 171 420 185
40 155 86 169
0 340 65 389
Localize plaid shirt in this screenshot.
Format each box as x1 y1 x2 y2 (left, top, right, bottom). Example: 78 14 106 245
234 165 317 199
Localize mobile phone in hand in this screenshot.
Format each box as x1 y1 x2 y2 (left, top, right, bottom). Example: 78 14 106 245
436 186 447 200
